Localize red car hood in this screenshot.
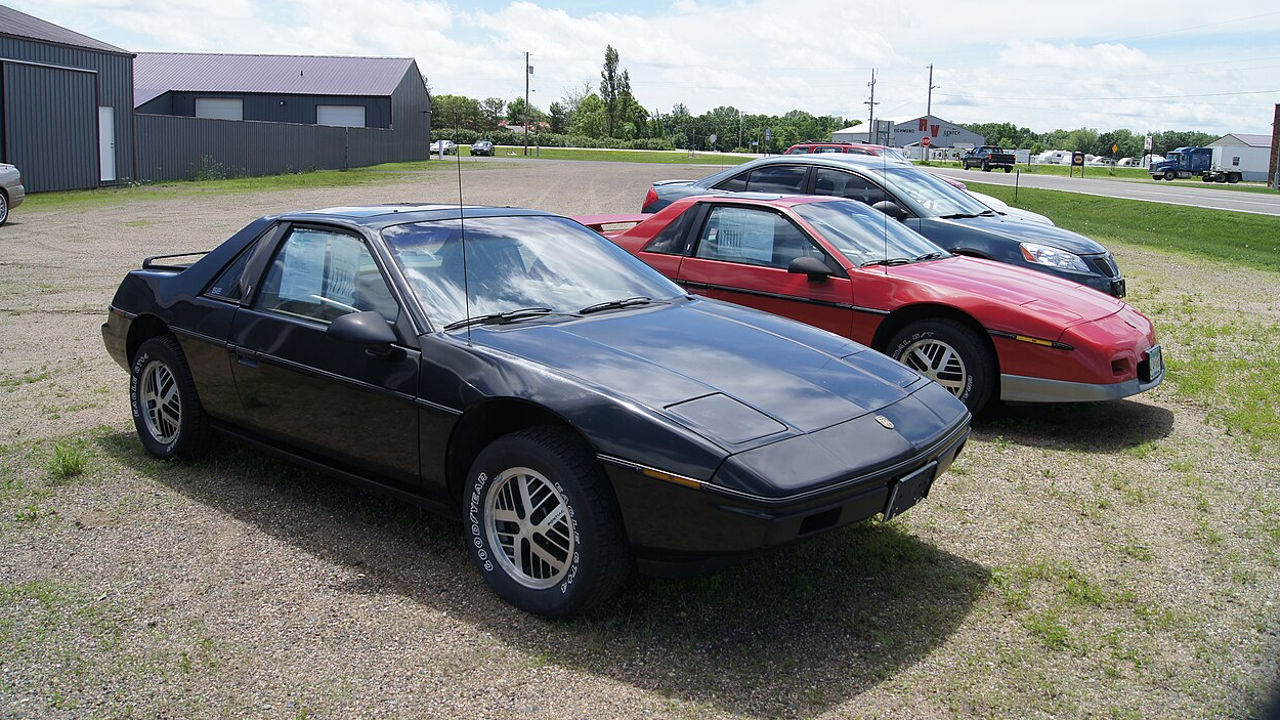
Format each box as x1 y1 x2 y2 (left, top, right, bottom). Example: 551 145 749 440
890 256 1125 327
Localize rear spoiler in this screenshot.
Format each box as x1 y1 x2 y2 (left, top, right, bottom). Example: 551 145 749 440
142 251 210 271
574 214 652 234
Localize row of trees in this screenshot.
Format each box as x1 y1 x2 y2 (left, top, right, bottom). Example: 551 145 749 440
429 49 1220 157
430 46 853 153
962 122 1219 158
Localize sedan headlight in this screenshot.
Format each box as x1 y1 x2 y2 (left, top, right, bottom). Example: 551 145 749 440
1019 243 1091 273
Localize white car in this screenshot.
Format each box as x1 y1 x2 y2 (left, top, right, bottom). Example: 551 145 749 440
430 139 458 155
967 190 1054 225
0 163 24 226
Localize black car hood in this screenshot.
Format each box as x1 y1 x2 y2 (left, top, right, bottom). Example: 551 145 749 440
466 300 933 446
937 214 1107 255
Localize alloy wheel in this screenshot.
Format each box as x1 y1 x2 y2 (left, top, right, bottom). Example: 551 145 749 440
140 360 181 443
899 338 967 397
484 466 575 589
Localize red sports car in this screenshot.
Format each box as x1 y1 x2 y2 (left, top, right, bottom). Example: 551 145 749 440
577 195 1164 412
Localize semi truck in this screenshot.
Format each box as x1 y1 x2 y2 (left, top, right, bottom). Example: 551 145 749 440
1148 146 1243 183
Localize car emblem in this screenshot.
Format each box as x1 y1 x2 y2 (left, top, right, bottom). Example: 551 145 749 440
875 415 895 429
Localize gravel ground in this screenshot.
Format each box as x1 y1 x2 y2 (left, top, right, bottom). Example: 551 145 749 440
1 159 1278 719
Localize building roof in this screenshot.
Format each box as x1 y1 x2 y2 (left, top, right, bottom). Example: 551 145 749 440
0 4 132 55
133 52 416 106
1211 133 1271 148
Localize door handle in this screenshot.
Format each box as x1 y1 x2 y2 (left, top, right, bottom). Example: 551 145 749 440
234 349 259 368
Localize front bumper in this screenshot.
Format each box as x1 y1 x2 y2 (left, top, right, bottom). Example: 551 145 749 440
1000 342 1164 402
600 417 970 577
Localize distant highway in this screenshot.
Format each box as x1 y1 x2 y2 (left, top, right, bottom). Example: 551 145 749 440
928 167 1280 217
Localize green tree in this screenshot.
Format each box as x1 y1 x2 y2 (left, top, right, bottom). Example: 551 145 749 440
548 102 570 134
505 97 545 127
600 45 622 137
480 98 505 130
431 94 483 131
571 93 607 138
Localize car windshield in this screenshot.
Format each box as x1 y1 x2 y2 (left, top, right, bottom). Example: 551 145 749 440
794 200 949 266
382 215 684 330
867 166 994 218
879 148 909 163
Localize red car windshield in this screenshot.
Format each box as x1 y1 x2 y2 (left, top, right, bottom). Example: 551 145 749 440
793 201 949 266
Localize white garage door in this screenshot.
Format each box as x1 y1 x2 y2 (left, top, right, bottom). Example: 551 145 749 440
317 105 366 128
194 97 243 121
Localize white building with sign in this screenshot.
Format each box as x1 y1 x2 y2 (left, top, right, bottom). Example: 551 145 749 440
834 115 985 150
1207 134 1272 182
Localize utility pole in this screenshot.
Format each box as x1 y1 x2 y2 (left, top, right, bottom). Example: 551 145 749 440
522 50 532 156
864 68 879 144
926 64 939 123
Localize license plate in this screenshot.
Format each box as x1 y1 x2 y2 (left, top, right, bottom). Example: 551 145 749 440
883 461 937 520
1145 344 1164 382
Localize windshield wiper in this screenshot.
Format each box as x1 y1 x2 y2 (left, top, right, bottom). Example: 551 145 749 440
443 306 555 331
578 296 654 315
860 257 913 267
939 212 980 219
913 251 948 262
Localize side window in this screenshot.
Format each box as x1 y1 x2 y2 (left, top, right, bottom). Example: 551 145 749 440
693 206 828 270
641 210 692 255
204 239 259 302
745 165 807 193
256 227 400 325
812 169 888 206
714 172 749 192
814 147 842 154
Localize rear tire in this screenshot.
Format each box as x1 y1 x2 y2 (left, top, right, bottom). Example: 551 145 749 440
887 319 994 414
129 335 213 460
0 191 8 226
1003 166 1011 173
464 427 632 617
1228 173 1241 184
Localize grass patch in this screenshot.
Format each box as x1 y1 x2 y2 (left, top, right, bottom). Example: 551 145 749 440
46 441 87 483
967 182 1280 273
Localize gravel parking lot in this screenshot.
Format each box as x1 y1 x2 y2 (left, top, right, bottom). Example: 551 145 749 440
1 159 1278 719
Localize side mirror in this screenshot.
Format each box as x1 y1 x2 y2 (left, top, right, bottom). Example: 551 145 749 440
788 256 833 281
872 200 909 222
327 310 399 357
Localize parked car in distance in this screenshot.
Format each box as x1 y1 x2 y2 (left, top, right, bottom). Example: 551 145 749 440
470 140 495 156
102 204 970 617
785 141 910 163
579 195 1163 413
430 139 458 155
0 163 25 225
961 146 1015 172
641 154 1126 296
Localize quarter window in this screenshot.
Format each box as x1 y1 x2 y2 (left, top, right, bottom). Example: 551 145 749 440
205 239 259 302
812 169 888 206
693 206 829 270
256 227 400 324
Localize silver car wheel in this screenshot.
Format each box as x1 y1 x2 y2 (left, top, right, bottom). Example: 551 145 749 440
899 338 967 397
140 360 181 443
484 466 575 589
0 193 8 224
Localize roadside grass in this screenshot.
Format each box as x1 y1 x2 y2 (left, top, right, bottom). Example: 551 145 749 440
967 182 1280 274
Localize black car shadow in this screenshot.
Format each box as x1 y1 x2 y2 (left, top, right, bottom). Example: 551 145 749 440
972 398 1174 453
101 432 989 718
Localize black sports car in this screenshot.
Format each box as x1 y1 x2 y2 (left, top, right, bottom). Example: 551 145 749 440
103 204 970 617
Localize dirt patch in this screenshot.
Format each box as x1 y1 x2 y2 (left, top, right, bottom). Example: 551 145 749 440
1 160 1277 719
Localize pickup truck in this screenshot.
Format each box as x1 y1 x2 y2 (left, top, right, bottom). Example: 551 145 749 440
961 146 1015 172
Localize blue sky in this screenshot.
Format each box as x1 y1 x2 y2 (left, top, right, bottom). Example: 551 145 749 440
18 0 1280 135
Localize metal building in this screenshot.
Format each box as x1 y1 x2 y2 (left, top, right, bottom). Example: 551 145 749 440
834 115 985 150
0 4 135 192
1207 133 1273 183
133 52 429 180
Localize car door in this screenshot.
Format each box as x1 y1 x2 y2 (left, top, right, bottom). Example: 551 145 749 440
676 204 853 338
810 167 891 207
229 223 421 484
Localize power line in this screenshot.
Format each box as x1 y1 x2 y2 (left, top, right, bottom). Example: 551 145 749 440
937 88 1280 102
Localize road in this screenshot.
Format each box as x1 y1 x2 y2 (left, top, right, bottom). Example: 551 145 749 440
929 166 1280 216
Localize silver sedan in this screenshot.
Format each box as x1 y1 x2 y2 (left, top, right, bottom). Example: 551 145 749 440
0 163 24 226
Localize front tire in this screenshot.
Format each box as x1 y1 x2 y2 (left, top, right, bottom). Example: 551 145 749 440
129 335 212 460
1164 170 1175 181
0 191 8 225
464 427 631 617
887 319 994 414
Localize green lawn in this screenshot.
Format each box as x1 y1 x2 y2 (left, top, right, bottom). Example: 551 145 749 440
968 182 1280 273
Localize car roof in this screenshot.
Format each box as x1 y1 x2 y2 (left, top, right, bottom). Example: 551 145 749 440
276 204 561 227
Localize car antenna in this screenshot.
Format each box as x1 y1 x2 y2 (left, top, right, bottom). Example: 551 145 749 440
454 111 472 344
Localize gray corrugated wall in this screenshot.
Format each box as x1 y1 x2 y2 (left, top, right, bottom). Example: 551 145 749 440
136 114 403 181
2 62 98 192
0 36 134 189
391 61 429 160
